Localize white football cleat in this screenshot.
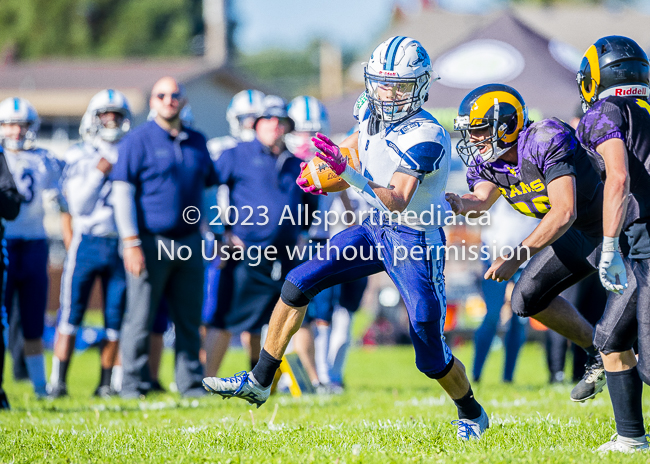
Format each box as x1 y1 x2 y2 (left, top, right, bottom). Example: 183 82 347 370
202 371 270 408
451 406 489 440
597 434 649 453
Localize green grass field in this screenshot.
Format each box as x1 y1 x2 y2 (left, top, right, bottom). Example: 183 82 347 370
1 342 649 463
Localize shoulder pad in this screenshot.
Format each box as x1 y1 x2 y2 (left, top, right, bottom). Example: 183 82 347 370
353 92 369 120
207 136 238 161
388 119 450 171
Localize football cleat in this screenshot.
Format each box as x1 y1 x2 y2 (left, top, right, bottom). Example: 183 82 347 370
451 406 489 440
597 434 649 453
47 382 69 399
0 389 10 410
202 371 270 408
93 385 118 399
150 380 166 393
570 354 606 402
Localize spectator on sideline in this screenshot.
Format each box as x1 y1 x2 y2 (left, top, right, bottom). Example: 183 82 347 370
110 77 218 398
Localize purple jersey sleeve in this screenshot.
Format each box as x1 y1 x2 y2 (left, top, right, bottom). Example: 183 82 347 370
523 119 577 183
465 163 489 192
577 99 627 151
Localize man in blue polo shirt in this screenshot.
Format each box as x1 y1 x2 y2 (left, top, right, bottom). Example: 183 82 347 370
203 95 316 377
110 76 218 398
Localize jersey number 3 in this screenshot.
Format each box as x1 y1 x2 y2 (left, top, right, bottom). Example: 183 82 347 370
19 170 35 204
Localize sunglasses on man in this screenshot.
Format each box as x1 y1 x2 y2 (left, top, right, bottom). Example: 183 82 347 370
156 92 182 101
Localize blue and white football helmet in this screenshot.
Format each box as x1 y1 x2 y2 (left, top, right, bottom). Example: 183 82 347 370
286 96 330 160
0 97 40 150
364 36 437 123
227 89 266 141
80 89 131 143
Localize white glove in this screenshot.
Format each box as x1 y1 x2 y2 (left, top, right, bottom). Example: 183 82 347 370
599 236 628 294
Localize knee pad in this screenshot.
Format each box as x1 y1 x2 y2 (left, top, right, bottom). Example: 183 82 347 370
281 280 310 308
510 281 544 318
423 357 455 380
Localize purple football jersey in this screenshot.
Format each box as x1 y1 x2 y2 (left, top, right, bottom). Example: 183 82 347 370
466 118 602 235
577 96 650 258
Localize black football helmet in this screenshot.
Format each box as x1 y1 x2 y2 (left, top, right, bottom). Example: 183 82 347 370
577 36 650 112
454 84 528 167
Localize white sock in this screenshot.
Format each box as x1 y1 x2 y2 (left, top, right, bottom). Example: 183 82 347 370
328 306 352 385
50 356 60 386
314 324 331 385
25 354 47 396
111 365 123 392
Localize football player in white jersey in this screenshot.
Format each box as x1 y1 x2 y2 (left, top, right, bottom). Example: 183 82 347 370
49 89 131 398
204 37 489 440
0 97 65 398
207 89 266 159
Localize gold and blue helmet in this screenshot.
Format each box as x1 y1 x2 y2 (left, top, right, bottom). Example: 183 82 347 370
577 36 650 112
454 84 528 167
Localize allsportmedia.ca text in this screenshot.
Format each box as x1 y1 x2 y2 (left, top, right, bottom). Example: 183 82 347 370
184 204 492 230
157 239 531 267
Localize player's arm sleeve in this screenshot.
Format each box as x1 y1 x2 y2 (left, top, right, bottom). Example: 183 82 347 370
110 181 139 239
64 162 107 217
389 138 446 182
202 186 224 236
109 134 143 238
109 134 142 184
577 101 627 151
45 154 68 213
199 134 219 187
211 146 237 185
0 153 21 220
466 164 489 192
541 132 578 184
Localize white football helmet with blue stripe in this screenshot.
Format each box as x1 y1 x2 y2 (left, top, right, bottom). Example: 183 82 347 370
80 89 131 143
0 97 40 150
285 96 330 158
365 36 436 123
226 89 266 141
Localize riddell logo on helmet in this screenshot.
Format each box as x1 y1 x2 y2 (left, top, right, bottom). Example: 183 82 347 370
379 71 397 76
615 87 648 96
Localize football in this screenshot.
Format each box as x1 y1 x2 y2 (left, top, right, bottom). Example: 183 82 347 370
299 147 361 193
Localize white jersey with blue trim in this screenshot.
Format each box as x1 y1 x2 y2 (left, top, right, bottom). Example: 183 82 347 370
62 140 118 237
4 147 63 239
353 92 451 235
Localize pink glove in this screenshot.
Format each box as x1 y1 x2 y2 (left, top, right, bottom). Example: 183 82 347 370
312 133 347 175
296 163 328 196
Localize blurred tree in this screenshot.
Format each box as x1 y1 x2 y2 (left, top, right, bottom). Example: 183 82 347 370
234 41 358 99
0 0 200 60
